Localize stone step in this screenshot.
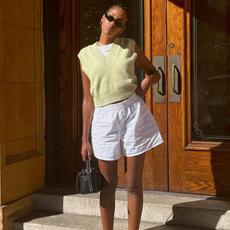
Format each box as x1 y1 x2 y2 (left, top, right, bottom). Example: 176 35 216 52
13 211 209 230
33 187 230 230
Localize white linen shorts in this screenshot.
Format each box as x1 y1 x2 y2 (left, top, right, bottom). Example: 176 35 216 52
91 94 163 161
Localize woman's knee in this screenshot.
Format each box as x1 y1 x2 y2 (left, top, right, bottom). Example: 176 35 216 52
98 159 118 194
125 180 142 195
101 175 118 194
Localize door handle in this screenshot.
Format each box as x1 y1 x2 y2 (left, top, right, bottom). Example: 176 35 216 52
156 65 164 95
169 55 181 103
172 64 179 94
154 56 165 103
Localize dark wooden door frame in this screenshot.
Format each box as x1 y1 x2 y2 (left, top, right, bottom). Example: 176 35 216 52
43 0 61 186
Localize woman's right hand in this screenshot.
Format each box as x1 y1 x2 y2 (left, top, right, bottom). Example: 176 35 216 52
81 140 92 161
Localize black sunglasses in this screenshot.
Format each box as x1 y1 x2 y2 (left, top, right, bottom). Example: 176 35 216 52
105 14 126 28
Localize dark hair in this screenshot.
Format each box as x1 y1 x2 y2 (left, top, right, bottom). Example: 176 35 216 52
105 5 130 22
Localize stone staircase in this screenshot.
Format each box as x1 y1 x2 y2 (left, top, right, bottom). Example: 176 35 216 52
13 187 230 230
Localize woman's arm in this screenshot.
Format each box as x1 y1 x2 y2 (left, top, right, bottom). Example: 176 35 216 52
80 64 95 161
135 43 161 96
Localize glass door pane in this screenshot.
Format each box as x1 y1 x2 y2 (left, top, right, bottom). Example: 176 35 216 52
191 0 230 142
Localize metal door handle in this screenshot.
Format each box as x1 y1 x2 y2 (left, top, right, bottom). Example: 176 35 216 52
172 64 179 94
156 65 164 95
154 56 165 103
169 55 180 102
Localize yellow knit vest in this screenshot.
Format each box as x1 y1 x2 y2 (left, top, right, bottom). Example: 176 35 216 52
78 38 137 107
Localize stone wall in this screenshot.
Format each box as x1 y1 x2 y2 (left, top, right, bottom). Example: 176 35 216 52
0 0 45 228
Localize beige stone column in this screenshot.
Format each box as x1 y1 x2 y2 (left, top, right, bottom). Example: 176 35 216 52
0 0 45 228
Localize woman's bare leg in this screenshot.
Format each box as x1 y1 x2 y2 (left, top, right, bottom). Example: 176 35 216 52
98 159 118 230
125 153 145 230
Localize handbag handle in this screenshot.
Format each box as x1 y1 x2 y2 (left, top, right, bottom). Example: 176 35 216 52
76 171 80 194
85 159 93 192
86 159 91 169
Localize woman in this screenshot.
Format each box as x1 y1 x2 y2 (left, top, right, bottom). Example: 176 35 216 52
78 5 163 230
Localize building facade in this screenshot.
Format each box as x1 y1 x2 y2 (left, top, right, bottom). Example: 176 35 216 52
0 0 230 229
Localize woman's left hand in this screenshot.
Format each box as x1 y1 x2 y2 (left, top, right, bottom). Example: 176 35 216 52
135 77 152 97
134 43 161 97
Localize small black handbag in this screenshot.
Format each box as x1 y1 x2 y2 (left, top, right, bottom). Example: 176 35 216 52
76 159 101 194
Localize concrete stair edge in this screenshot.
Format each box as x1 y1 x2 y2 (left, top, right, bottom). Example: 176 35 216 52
13 211 213 230
33 187 230 230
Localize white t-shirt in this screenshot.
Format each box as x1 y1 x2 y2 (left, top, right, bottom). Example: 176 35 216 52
97 43 113 57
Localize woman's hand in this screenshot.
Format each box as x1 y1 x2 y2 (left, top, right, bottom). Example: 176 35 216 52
134 43 161 93
135 77 152 97
81 140 92 161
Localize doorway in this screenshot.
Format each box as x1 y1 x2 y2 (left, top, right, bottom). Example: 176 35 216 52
54 0 230 196
58 0 154 187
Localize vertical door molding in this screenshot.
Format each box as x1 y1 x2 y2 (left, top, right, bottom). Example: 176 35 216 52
167 0 186 192
185 0 192 145
144 0 152 110
146 0 168 191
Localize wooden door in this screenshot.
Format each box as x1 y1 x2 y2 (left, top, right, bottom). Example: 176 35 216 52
151 0 230 196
